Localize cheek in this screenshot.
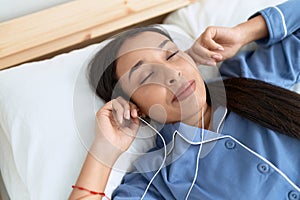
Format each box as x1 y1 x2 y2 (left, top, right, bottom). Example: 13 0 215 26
131 86 182 123
148 104 168 124
131 86 165 112
130 85 172 117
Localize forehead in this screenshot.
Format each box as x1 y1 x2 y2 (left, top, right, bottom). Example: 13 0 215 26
116 31 171 79
118 31 170 57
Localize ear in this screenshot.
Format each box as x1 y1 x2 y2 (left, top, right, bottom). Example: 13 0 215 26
139 112 147 119
138 113 152 125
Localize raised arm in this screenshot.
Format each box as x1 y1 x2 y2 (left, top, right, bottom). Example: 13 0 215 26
187 15 268 63
187 0 300 63
255 0 300 46
69 97 140 200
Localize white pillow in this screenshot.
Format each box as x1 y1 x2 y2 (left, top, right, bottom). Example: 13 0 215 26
0 24 193 200
164 0 286 40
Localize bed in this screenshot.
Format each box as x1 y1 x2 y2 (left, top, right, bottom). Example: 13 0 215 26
1 0 297 199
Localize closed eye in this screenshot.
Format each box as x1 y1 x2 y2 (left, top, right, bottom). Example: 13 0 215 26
166 50 179 60
140 72 154 85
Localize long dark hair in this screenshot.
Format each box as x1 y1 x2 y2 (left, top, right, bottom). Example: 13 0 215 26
88 26 300 139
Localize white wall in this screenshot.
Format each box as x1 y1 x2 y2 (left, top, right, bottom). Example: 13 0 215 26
0 0 73 22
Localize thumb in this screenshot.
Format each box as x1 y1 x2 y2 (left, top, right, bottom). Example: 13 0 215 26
199 27 224 51
206 39 224 51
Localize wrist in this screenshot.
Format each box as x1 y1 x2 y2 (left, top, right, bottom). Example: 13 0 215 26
70 144 115 199
232 25 248 47
234 15 268 45
90 137 123 167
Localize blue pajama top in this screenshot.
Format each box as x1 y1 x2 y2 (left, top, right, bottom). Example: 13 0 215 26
112 1 300 199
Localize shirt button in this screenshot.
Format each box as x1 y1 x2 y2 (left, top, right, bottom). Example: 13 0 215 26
257 163 269 174
288 191 299 200
225 139 236 149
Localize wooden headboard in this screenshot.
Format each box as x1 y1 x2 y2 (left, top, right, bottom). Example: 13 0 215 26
0 0 193 70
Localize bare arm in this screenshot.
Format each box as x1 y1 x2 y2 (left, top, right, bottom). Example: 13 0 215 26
234 15 269 46
69 98 139 199
69 140 120 200
69 154 112 199
187 15 269 63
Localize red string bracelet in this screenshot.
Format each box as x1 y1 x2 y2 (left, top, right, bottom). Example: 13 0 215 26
72 185 110 200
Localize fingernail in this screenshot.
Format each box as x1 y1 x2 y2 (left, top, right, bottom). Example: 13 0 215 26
118 116 123 124
124 110 130 119
207 61 216 66
132 109 137 117
212 54 222 60
218 47 224 51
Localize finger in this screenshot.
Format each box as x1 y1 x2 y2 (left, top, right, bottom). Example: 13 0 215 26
212 53 223 62
199 28 224 51
116 97 131 120
199 57 217 66
128 102 139 118
131 108 138 118
189 46 217 66
201 38 224 51
96 101 113 120
195 45 223 63
189 45 210 61
112 99 125 124
203 59 217 67
193 54 216 66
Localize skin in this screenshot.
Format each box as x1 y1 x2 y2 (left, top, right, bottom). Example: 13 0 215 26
70 15 268 199
116 31 211 128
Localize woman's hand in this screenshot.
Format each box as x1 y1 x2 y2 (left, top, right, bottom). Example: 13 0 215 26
92 97 140 165
198 26 245 62
189 15 269 65
187 26 245 66
70 97 139 199
185 36 224 67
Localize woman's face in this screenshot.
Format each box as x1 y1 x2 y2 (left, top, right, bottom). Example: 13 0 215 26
115 31 207 124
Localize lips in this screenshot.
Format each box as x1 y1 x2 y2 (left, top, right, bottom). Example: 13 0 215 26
172 80 196 102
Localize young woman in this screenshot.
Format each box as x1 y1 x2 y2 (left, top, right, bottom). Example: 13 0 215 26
70 0 300 199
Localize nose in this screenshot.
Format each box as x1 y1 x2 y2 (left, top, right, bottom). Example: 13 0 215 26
166 69 181 86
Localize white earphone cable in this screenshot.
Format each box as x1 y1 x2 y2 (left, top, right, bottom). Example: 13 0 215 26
184 108 205 200
138 117 167 200
137 110 300 199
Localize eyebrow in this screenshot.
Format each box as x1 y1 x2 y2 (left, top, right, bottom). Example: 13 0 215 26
128 39 170 80
128 60 144 80
158 39 170 48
